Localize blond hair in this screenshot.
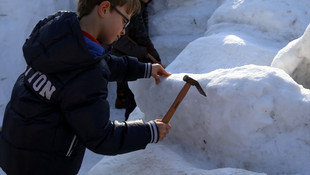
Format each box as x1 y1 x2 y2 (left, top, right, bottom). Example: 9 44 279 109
77 0 141 19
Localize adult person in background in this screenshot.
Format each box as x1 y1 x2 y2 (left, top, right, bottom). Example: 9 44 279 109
112 0 161 120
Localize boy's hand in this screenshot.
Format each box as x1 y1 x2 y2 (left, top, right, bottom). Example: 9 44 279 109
151 63 171 84
154 119 172 141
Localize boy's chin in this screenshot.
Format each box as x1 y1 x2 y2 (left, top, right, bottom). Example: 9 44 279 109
106 41 113 45
105 39 116 45
99 38 114 45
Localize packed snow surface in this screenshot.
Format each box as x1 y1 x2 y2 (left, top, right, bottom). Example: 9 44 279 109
128 66 310 174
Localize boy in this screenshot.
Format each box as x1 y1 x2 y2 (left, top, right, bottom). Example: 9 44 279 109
0 0 171 174
112 0 160 120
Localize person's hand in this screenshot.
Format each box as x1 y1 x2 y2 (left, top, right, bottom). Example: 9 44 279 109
151 63 171 84
154 119 172 141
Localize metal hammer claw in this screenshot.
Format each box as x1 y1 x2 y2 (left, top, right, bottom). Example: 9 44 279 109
162 75 207 123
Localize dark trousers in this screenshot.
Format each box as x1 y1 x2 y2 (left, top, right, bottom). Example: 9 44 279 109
117 82 137 120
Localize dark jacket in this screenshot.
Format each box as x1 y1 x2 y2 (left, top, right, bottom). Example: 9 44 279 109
0 11 158 175
111 2 161 63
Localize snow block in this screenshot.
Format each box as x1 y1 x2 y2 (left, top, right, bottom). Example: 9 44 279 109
129 65 310 174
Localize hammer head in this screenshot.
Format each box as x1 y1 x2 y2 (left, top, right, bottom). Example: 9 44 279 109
183 75 207 97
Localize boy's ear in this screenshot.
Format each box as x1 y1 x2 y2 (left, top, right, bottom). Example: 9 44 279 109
98 1 111 18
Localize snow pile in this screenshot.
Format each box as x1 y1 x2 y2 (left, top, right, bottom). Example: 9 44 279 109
272 24 310 89
131 66 310 174
90 0 310 174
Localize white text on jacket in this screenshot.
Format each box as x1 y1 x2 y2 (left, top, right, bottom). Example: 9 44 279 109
25 67 56 100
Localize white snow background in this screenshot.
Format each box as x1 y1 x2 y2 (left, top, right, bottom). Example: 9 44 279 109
1 0 310 175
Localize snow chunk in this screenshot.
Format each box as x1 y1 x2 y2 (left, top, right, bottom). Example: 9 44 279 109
129 65 310 174
272 24 310 89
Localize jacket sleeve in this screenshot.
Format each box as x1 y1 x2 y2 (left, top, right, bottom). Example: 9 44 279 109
59 67 158 155
102 54 152 82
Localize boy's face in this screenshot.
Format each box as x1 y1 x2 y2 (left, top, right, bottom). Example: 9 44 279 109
98 2 131 44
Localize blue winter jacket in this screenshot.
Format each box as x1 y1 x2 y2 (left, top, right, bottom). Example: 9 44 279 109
0 11 158 175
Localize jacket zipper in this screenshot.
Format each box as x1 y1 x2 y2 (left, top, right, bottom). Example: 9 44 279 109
66 135 78 157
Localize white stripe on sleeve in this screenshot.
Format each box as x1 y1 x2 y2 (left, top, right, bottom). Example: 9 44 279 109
144 63 152 78
147 120 159 143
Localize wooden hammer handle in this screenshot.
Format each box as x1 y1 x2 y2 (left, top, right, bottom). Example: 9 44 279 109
147 53 159 63
162 83 191 123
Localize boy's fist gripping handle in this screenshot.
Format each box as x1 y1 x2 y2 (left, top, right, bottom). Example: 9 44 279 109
162 75 207 123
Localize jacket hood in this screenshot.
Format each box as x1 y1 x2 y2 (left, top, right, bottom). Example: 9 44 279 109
23 11 98 74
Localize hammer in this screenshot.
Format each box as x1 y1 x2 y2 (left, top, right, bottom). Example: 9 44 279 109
162 75 207 123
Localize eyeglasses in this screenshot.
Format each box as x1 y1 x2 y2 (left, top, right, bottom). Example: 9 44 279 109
111 5 130 29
